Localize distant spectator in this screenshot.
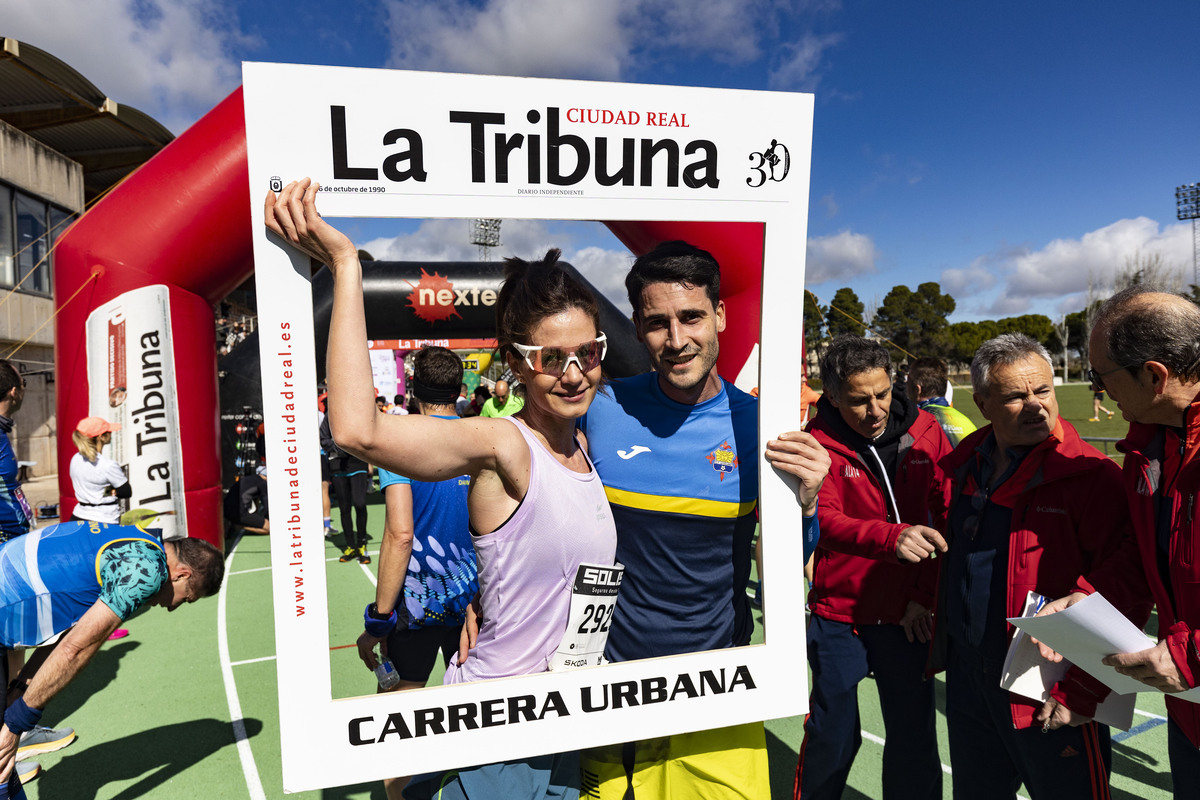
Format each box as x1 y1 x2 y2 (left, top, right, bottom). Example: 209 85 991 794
320 399 373 564
479 380 523 417
466 386 490 417
69 418 130 525
0 362 31 543
224 470 269 535
905 356 978 447
455 384 470 417
390 394 408 415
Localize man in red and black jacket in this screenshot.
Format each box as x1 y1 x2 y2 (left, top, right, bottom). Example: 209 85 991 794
1039 288 1200 793
932 333 1144 799
796 335 950 800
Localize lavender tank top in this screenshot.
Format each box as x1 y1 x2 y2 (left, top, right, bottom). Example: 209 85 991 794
444 416 617 684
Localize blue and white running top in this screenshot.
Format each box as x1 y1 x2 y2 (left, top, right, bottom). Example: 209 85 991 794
0 521 167 648
376 416 477 629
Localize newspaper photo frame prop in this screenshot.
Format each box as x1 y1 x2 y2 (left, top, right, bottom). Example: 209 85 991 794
243 62 813 792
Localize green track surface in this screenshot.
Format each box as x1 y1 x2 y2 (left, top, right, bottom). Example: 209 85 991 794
18 389 1174 797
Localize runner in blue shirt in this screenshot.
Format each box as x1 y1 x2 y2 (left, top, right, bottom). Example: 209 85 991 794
0 521 223 797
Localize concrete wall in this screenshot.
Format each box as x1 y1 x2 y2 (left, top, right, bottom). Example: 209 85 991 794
0 120 84 209
0 119 85 478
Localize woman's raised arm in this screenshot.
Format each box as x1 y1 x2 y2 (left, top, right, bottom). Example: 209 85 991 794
264 179 520 483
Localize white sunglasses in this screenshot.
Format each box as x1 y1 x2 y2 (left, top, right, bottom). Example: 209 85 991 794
511 333 607 377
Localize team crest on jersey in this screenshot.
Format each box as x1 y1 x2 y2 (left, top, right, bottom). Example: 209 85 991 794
707 441 738 481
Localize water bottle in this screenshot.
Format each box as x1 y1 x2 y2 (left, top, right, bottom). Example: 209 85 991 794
374 648 400 690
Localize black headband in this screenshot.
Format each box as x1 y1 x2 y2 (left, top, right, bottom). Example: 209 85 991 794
411 378 459 406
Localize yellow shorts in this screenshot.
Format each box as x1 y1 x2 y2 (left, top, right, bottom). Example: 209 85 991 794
579 721 769 799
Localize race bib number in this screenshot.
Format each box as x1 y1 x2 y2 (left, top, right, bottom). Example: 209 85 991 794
549 562 624 671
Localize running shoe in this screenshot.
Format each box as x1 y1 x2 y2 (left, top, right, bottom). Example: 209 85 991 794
15 760 39 783
18 725 76 756
1088 417 1099 422
1106 410 1114 418
339 547 358 562
323 527 338 541
357 549 371 565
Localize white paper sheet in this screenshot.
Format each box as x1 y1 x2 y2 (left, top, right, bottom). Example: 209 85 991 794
1010 592 1200 701
1001 591 1135 729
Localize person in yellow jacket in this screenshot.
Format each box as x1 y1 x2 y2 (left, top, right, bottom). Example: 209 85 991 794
905 357 977 446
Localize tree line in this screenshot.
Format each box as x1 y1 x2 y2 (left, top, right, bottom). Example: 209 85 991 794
803 251 1199 381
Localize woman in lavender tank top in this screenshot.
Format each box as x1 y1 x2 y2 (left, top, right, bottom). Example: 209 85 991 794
267 178 617 800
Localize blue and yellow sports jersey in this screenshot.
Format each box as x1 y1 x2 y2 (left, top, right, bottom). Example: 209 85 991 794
581 373 758 661
0 521 166 648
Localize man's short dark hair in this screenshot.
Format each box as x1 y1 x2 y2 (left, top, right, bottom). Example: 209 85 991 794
412 346 464 389
626 240 721 317
819 335 893 398
1093 286 1200 384
0 361 20 400
172 538 225 598
908 357 948 399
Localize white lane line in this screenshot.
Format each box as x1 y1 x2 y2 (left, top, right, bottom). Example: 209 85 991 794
218 532 267 800
359 547 377 586
231 655 278 667
1134 708 1167 720
230 566 273 575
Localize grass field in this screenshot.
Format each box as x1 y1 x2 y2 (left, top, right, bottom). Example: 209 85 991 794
12 381 1169 798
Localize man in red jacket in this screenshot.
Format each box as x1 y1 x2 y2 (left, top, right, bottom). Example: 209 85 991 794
934 333 1140 798
796 335 950 800
1039 287 1200 792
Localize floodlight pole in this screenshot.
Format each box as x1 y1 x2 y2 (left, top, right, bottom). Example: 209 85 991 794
471 218 502 261
1177 183 1200 287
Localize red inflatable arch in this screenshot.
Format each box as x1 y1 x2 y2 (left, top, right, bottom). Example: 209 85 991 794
52 87 763 549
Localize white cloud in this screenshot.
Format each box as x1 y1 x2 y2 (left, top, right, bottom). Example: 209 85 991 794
819 193 839 218
768 32 842 90
805 230 878 285
568 246 635 316
383 0 628 79
940 257 1000 297
984 293 1031 316
1006 217 1192 298
382 0 818 81
5 0 253 132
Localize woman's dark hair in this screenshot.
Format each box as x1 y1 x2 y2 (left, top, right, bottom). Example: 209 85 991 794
495 249 600 365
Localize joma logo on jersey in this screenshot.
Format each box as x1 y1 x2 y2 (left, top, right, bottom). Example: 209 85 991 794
707 441 738 481
843 465 862 478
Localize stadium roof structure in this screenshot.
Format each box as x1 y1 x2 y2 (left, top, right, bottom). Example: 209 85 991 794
0 36 174 203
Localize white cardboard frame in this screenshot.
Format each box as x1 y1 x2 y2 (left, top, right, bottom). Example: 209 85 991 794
242 62 813 793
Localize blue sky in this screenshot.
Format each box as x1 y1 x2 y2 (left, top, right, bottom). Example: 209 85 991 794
7 0 1199 321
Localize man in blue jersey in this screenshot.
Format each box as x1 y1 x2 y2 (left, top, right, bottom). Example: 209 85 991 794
357 347 477 800
579 240 828 799
0 362 32 544
0 521 224 795
0 359 75 782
